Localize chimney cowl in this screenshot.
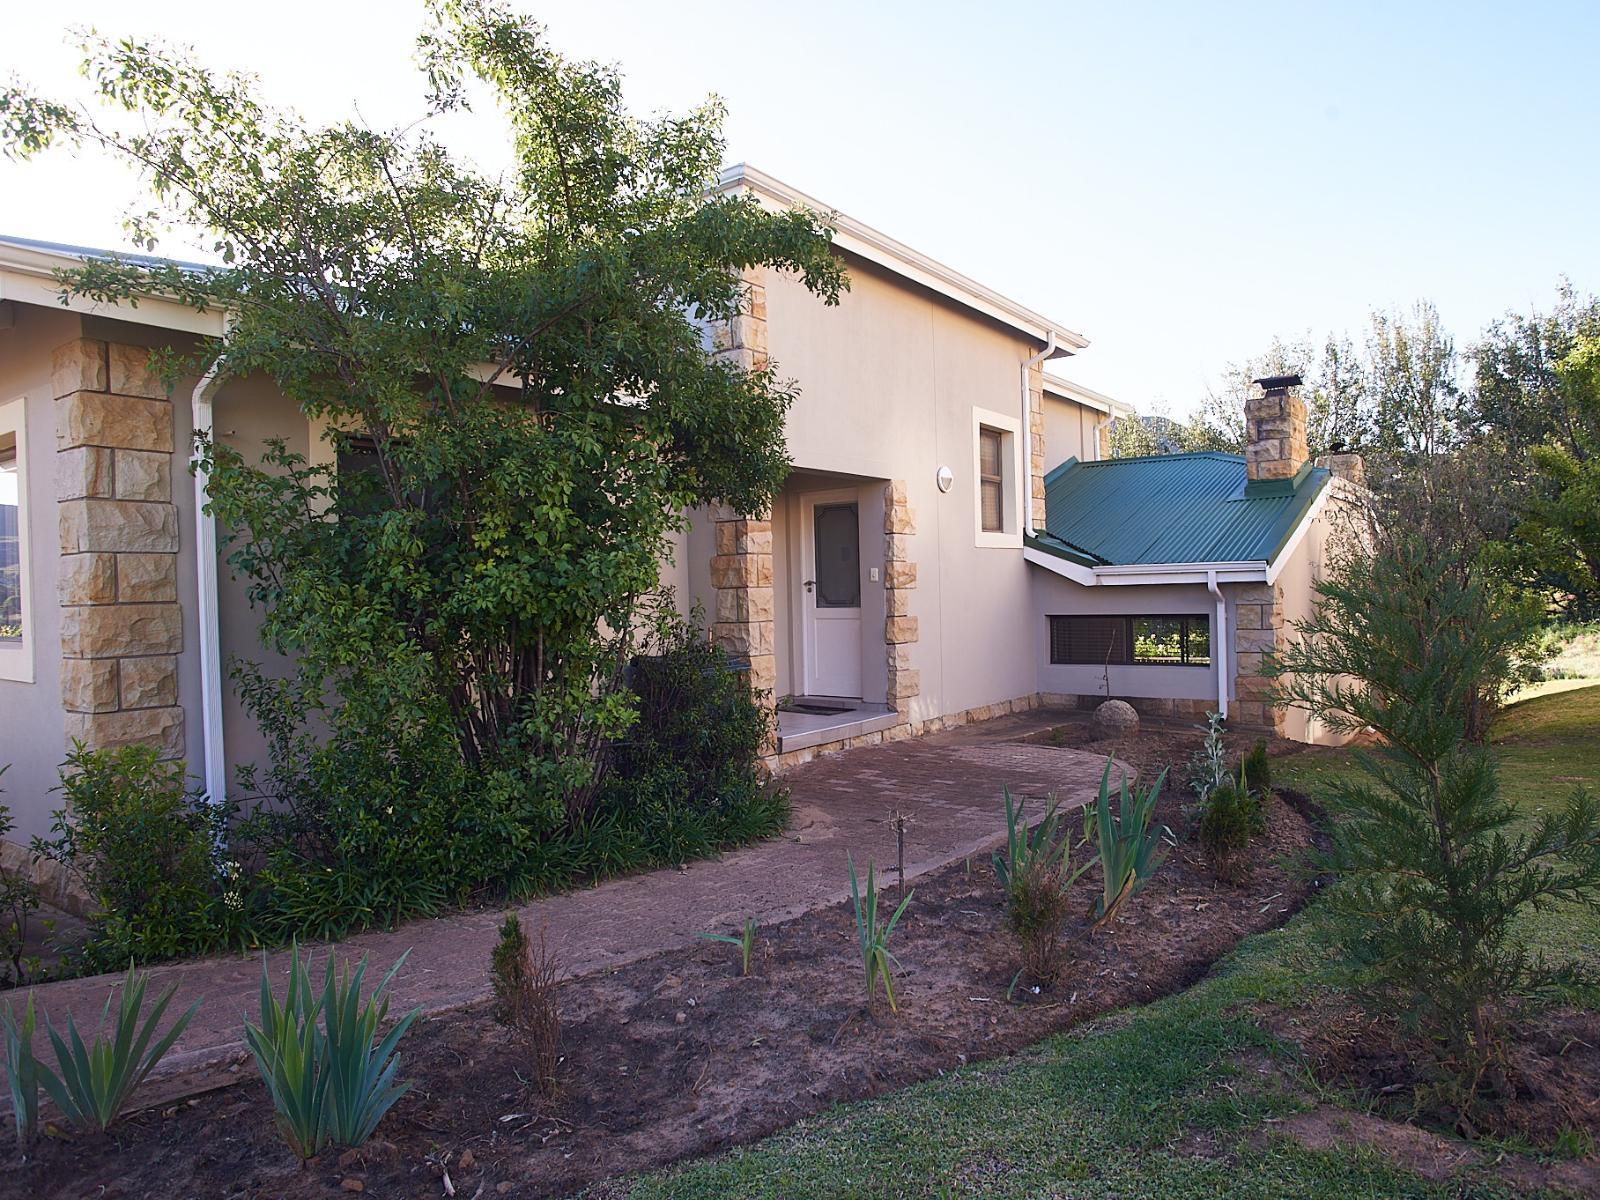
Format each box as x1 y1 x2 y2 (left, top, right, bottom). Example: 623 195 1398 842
1252 373 1303 392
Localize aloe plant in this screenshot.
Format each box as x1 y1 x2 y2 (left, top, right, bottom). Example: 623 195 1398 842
697 917 758 977
245 944 419 1161
2 993 40 1147
848 854 913 1013
39 966 200 1132
1086 758 1170 929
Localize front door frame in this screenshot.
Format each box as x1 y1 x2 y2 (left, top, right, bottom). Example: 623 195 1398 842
798 487 863 699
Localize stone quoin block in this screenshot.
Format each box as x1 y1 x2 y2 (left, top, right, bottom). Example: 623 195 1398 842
116 553 179 603
51 339 108 400
64 706 184 759
55 392 174 454
58 553 117 605
59 499 178 555
59 602 182 658
60 658 119 713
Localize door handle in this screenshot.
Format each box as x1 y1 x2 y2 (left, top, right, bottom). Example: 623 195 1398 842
803 579 816 593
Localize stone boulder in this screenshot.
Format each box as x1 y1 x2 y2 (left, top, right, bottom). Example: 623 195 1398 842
1093 699 1140 738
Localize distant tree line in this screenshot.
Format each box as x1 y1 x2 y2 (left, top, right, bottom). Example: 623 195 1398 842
1109 284 1600 617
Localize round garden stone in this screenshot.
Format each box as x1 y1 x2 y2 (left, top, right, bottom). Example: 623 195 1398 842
1093 699 1139 737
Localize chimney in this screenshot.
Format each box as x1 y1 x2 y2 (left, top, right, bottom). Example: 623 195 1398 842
1245 374 1308 482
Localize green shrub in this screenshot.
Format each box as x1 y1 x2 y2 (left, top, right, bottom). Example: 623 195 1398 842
1242 739 1272 796
35 745 230 967
39 966 201 1132
487 914 562 1095
601 614 786 863
994 788 1092 984
1198 778 1259 884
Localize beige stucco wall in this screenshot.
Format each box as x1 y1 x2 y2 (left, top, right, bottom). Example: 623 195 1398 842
1042 393 1103 472
753 252 1048 721
1269 491 1355 746
0 303 78 841
1030 572 1227 707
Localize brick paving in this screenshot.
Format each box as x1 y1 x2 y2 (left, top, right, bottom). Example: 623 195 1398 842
2 717 1119 1103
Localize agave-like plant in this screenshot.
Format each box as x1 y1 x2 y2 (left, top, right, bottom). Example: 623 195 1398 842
2 993 40 1147
1086 758 1171 929
321 952 418 1149
244 943 330 1160
40 966 200 1132
993 787 1089 888
246 944 419 1161
848 854 914 1013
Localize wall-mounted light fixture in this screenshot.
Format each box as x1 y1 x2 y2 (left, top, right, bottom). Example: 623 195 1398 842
935 465 954 493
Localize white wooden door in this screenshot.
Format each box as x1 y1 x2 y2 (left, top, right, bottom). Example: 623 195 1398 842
800 493 862 698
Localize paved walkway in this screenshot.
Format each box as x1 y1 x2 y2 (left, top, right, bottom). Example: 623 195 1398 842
3 721 1119 1103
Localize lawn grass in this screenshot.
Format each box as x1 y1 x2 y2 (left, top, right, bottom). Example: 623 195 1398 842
605 688 1600 1200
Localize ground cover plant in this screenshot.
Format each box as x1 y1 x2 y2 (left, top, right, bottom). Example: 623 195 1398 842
0 0 834 953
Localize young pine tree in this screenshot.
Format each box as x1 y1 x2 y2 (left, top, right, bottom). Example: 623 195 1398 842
1270 531 1600 1124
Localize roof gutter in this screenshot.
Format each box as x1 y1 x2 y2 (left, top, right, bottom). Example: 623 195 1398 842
1021 331 1056 532
190 321 231 815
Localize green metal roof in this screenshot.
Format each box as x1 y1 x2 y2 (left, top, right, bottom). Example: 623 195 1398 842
1037 451 1330 567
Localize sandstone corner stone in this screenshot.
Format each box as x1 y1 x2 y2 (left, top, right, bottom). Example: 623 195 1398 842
51 339 107 399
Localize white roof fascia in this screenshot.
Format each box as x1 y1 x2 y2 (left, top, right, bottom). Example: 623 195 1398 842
1023 546 1100 585
1024 547 1269 588
718 164 1088 354
0 239 226 337
1041 373 1132 416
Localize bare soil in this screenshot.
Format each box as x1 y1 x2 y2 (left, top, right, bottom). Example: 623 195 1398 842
6 781 1315 1200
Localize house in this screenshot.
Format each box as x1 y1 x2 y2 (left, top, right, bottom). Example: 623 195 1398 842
0 164 1352 876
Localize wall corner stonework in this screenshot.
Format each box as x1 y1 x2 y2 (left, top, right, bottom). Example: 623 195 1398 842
54 338 185 761
883 480 919 713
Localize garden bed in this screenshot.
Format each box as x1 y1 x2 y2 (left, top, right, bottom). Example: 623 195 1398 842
5 782 1315 1200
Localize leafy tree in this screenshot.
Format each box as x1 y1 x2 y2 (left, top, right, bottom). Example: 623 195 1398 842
1367 300 1462 455
1470 287 1600 615
1520 335 1600 609
1270 532 1600 1123
2 3 843 917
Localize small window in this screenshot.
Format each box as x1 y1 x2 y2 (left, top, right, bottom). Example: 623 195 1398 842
1049 615 1211 666
0 433 21 643
979 427 1004 532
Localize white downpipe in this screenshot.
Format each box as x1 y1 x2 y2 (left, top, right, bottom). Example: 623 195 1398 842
1206 569 1229 718
190 323 231 810
1021 330 1057 532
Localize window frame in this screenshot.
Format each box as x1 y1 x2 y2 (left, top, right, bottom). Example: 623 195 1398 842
970 406 1022 549
1048 613 1212 668
0 396 35 684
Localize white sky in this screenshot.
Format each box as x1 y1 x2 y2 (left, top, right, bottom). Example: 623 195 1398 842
3 1 1597 416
